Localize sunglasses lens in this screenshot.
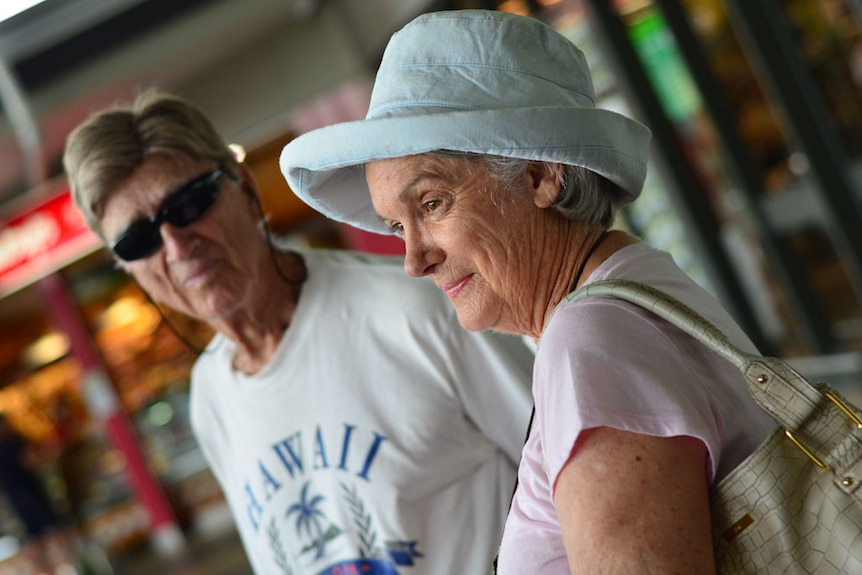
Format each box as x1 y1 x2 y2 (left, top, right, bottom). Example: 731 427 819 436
110 169 223 262
163 176 221 228
112 223 163 261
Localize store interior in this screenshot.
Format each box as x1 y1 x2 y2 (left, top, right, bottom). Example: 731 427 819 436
0 0 860 570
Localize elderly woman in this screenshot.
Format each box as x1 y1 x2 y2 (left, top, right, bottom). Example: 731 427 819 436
281 9 775 574
63 90 536 574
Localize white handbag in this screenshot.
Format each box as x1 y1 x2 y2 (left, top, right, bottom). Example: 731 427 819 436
569 280 862 574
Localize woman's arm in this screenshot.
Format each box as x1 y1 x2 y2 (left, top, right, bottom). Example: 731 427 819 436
553 426 715 574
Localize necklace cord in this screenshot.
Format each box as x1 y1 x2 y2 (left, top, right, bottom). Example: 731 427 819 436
569 229 608 293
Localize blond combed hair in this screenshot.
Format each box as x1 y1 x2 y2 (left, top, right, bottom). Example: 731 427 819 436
63 89 237 239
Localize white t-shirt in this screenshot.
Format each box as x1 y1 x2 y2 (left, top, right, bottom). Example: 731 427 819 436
497 243 774 573
190 249 534 574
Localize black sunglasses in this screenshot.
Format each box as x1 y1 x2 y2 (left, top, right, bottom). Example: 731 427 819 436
111 168 225 262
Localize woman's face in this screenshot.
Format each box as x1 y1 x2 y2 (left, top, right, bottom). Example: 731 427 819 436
366 154 555 334
99 154 264 324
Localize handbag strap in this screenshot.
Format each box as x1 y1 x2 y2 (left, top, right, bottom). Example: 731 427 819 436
566 279 826 432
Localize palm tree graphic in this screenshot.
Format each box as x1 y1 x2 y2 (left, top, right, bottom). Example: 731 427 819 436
287 481 329 559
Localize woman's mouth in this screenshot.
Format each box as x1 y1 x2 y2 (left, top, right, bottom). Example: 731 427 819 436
441 275 472 298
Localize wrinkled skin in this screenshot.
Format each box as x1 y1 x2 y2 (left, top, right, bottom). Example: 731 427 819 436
365 154 590 339
100 153 303 374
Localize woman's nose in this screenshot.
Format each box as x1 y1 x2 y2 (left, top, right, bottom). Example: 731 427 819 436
403 233 442 278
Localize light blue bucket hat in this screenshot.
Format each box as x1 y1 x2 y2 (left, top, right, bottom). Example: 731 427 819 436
280 9 651 235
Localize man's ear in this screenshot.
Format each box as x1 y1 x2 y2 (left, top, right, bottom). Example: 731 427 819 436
527 161 564 209
236 163 259 199
234 162 267 217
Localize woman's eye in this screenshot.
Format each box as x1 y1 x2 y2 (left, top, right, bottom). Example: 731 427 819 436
423 200 441 213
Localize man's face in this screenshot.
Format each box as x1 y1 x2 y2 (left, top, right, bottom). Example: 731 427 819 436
99 154 264 323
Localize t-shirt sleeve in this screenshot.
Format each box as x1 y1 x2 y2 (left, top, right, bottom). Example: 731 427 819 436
535 297 721 491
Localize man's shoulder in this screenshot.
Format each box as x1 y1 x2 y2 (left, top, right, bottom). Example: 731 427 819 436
304 247 404 268
307 248 447 301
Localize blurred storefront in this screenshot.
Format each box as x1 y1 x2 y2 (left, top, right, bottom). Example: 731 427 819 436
0 134 347 569
502 0 862 390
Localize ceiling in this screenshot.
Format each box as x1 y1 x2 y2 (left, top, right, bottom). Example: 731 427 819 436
0 0 431 216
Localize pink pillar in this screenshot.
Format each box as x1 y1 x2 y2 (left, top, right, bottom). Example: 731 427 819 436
37 272 185 556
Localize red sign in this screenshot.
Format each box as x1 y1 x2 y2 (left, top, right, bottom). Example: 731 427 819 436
0 187 100 296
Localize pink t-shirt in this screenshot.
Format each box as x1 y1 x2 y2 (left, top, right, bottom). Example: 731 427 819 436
496 243 774 574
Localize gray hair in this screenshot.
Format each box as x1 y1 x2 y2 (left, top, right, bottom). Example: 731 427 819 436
428 151 626 227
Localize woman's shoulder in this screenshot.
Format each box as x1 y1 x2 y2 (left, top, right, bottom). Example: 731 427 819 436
589 240 676 281
542 238 752 358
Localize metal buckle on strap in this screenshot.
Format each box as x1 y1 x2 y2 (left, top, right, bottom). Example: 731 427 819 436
784 390 862 470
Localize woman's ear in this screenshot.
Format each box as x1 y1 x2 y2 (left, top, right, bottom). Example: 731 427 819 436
527 161 564 208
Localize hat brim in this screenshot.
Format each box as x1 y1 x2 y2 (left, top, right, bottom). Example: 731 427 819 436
280 106 650 236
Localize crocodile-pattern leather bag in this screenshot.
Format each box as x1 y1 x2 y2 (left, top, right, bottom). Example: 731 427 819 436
569 280 862 574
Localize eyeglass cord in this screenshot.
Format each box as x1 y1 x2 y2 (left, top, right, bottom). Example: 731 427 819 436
141 196 307 357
